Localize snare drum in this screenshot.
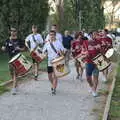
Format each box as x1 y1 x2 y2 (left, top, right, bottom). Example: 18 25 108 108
93 54 111 71
30 46 46 62
51 56 70 78
9 53 32 76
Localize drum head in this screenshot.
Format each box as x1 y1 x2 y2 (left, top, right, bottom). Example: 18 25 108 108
9 53 21 63
105 48 114 58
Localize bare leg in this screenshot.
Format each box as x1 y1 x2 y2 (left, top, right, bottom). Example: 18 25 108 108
52 72 58 89
11 70 17 95
48 73 53 85
93 75 99 91
34 62 39 80
79 64 83 77
48 72 57 95
75 60 83 81
102 68 108 82
86 76 94 88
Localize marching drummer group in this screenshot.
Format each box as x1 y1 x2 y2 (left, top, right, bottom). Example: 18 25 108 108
1 24 113 96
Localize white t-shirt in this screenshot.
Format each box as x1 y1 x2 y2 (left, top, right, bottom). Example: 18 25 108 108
25 33 43 51
43 40 65 66
45 32 63 43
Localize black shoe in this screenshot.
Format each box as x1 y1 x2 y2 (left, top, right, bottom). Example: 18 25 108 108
51 88 53 91
52 88 56 95
34 76 38 81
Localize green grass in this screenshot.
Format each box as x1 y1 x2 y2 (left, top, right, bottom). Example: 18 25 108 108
0 51 47 84
109 63 120 119
0 86 10 95
0 52 10 83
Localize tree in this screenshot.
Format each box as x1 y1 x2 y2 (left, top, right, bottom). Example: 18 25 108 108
0 0 49 43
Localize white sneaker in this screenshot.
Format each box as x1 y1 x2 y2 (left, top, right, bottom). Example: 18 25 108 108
76 75 79 80
88 88 92 93
11 88 17 95
79 76 83 81
92 91 98 97
102 75 107 82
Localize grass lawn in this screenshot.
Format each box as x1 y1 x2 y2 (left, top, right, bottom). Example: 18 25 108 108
0 86 10 95
0 52 10 84
108 62 120 119
0 51 47 84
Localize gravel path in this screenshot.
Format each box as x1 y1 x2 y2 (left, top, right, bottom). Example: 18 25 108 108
0 60 112 120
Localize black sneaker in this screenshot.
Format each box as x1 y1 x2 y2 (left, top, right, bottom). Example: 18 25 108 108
51 88 53 91
34 76 38 81
52 88 56 95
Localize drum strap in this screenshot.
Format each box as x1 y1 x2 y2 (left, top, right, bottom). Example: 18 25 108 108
50 42 57 53
50 42 59 56
32 35 40 51
32 35 37 44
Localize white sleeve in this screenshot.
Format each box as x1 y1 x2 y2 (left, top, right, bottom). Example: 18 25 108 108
25 36 30 47
58 41 65 51
42 43 47 54
45 34 50 42
59 34 63 43
38 34 43 44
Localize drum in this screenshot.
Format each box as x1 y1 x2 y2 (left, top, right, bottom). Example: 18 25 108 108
75 54 85 68
92 54 111 71
30 46 46 62
105 48 118 62
51 56 70 78
105 48 114 58
9 53 32 76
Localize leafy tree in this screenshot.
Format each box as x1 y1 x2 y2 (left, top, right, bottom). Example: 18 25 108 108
0 0 49 43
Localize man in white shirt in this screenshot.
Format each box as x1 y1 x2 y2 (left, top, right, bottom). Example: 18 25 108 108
25 25 43 80
43 30 65 95
45 24 63 43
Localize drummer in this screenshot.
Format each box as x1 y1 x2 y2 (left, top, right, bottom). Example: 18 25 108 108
42 30 65 95
1 27 25 95
25 24 43 81
96 30 113 82
82 34 100 97
71 32 86 81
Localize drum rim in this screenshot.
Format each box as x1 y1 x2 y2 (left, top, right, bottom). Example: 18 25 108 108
8 53 21 63
52 56 64 63
92 54 102 60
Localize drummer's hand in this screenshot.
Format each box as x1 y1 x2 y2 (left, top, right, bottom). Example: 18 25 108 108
95 44 101 49
15 46 21 50
15 46 25 51
1 46 6 51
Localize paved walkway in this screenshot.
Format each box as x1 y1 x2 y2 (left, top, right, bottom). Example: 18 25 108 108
0 60 113 120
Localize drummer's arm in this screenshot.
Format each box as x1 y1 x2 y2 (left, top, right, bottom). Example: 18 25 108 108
42 43 48 55
38 35 44 48
1 46 6 51
81 51 88 58
19 46 25 51
1 41 7 51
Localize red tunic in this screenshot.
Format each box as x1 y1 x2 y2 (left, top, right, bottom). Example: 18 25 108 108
82 40 98 63
71 39 83 57
96 37 112 54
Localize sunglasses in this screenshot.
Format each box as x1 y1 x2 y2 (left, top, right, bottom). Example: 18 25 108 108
11 30 17 32
50 34 55 36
